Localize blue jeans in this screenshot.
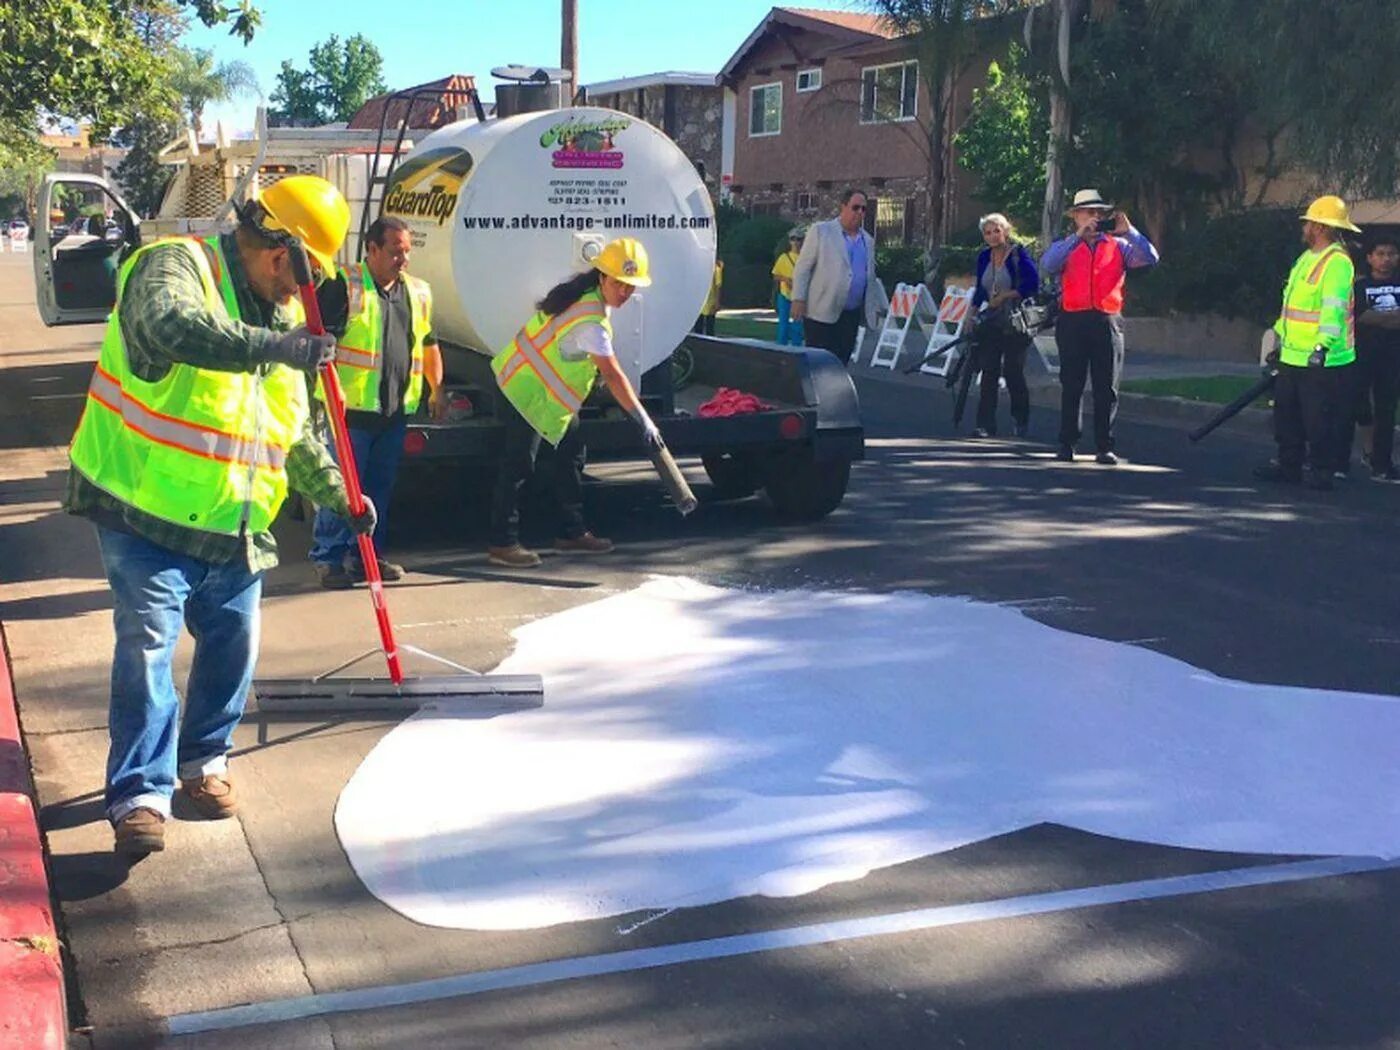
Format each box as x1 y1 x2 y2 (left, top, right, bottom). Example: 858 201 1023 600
96 526 262 823
310 417 406 568
775 293 804 346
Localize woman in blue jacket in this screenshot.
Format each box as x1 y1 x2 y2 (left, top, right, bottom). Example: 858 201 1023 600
971 213 1039 437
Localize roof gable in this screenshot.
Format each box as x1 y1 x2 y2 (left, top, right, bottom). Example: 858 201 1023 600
720 6 900 81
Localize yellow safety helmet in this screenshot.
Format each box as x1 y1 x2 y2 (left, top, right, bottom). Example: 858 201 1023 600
1300 195 1361 233
252 175 351 274
593 237 652 287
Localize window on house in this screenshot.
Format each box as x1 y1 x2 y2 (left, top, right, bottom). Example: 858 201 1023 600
796 69 822 93
860 60 918 123
749 82 782 137
749 201 783 217
795 191 815 211
874 197 908 245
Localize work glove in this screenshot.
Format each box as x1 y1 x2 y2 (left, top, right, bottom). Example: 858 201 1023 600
630 405 665 451
267 326 337 372
1307 344 1328 368
347 495 377 536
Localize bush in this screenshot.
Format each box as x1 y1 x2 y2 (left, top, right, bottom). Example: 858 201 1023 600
719 261 774 309
1129 208 1300 324
713 206 799 310
875 244 925 287
722 214 793 266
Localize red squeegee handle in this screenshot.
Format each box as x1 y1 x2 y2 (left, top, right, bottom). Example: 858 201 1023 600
291 246 404 685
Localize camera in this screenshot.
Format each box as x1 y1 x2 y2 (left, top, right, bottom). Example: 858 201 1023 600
1095 213 1119 233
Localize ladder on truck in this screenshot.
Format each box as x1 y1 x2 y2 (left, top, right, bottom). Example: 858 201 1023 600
356 85 488 259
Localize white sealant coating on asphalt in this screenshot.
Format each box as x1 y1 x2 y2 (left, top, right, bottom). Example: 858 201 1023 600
335 577 1400 931
165 854 1400 1036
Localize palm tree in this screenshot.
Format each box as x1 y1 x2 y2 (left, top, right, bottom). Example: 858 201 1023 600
169 47 260 141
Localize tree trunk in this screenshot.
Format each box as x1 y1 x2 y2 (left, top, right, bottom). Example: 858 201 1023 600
1040 85 1069 247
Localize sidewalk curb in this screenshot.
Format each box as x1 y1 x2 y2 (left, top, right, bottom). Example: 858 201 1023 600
851 362 1275 445
0 621 66 1050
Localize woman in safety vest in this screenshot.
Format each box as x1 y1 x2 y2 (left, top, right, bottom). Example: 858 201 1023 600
487 236 663 568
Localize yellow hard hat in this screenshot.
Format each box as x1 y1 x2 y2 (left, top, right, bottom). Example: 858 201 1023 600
1301 195 1361 233
593 237 652 287
255 175 351 274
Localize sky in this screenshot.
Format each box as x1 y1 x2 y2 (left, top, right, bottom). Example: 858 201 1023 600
186 0 860 135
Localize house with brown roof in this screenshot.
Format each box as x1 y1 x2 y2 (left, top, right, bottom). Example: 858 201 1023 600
348 75 482 134
719 6 998 247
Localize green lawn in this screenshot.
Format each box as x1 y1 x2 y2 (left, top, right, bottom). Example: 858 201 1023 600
715 316 778 340
1120 374 1267 405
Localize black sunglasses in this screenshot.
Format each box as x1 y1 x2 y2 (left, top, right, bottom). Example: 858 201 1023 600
848 203 866 211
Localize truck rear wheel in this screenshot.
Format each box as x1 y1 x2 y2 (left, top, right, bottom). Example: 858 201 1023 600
702 451 761 500
763 450 852 521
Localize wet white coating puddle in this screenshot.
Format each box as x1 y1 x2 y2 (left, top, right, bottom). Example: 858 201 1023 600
335 577 1400 931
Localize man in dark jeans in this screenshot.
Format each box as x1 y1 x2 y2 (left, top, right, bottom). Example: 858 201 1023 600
311 217 445 588
790 189 879 366
1040 189 1159 464
1352 236 1400 481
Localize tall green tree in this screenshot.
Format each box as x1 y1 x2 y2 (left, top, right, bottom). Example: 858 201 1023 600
953 45 1048 233
0 0 260 153
865 1 1035 256
170 47 259 141
114 1 186 217
270 34 387 127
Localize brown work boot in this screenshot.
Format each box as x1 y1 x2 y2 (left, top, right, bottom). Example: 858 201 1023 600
114 807 165 855
487 543 542 568
554 532 614 554
349 558 405 582
179 774 238 819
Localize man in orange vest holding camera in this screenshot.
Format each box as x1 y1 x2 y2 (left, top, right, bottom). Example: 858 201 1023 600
1041 189 1160 464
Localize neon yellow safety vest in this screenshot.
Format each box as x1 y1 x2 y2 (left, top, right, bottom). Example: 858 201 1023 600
1274 243 1356 367
491 289 611 445
69 236 310 536
320 264 434 413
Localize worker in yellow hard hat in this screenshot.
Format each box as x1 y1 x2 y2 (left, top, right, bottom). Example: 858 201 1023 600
486 236 661 568
1254 195 1361 491
63 173 373 856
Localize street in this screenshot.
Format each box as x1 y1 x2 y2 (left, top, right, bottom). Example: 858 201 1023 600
2 250 1398 1049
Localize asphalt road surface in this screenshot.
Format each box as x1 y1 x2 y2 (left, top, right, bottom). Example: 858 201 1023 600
2 253 1397 1050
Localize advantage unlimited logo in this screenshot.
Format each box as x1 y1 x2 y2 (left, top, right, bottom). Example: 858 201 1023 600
539 116 630 170
383 147 474 225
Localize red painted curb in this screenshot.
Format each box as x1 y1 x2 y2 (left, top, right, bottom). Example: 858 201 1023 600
0 624 66 1049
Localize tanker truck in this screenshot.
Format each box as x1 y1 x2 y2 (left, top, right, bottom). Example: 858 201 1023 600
32 100 862 521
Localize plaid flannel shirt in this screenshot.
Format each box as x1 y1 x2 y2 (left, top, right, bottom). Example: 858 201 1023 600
63 233 348 572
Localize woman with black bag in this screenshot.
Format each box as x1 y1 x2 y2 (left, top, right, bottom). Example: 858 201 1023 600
970 213 1039 437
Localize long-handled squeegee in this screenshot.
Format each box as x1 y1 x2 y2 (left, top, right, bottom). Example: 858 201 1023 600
253 247 545 715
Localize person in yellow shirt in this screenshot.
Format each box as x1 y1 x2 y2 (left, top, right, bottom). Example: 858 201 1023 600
771 228 805 345
694 259 723 335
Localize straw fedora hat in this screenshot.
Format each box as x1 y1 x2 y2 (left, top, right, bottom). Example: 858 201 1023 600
1066 188 1114 213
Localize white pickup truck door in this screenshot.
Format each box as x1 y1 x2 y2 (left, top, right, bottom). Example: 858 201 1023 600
34 173 142 326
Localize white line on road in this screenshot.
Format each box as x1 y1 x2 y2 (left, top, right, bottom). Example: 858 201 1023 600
164 854 1400 1037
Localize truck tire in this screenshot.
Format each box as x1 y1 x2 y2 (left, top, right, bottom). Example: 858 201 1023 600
702 451 761 501
763 450 852 521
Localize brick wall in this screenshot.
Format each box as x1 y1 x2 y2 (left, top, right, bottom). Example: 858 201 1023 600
728 28 1001 246
591 84 723 196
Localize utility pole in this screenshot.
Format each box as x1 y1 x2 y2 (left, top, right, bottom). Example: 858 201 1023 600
562 0 579 104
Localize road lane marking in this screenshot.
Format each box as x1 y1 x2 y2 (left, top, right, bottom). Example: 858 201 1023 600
165 854 1400 1037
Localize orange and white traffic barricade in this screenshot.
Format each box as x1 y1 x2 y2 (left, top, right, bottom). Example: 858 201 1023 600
917 285 976 377
869 282 938 370
850 278 890 365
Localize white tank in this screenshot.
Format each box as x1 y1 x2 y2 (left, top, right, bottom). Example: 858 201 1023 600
383 107 717 386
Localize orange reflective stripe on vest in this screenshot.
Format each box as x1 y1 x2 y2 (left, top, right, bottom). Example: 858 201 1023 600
86 365 288 471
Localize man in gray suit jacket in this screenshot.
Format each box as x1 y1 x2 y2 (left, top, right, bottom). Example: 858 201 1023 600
790 188 880 365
